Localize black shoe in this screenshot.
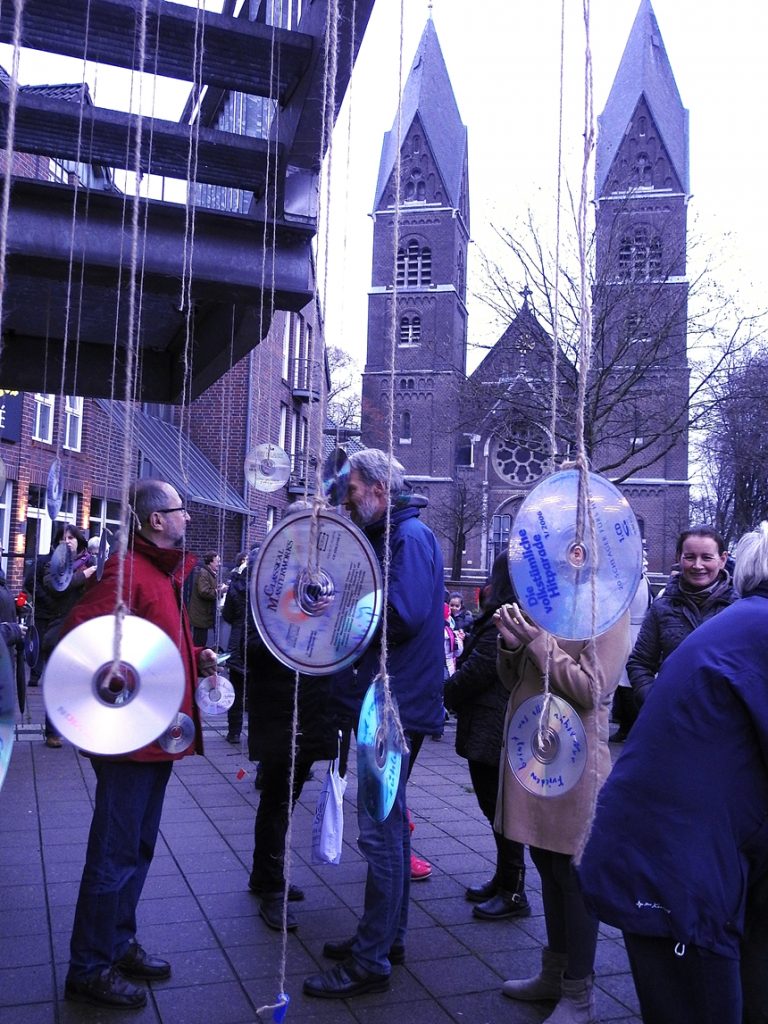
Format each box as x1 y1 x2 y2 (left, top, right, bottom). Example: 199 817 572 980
249 882 304 902
472 890 531 920
259 896 298 931
115 940 171 980
304 959 390 999
323 936 405 965
226 733 241 744
65 967 147 1009
465 877 497 903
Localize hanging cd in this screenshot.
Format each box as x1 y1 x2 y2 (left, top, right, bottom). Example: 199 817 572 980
24 622 40 668
47 541 73 592
357 680 402 822
43 614 185 755
322 447 350 506
508 469 643 641
157 712 195 753
46 457 64 520
0 637 16 792
0 720 12 793
195 674 235 716
16 639 26 713
245 442 291 493
96 532 109 581
507 693 587 797
250 508 383 675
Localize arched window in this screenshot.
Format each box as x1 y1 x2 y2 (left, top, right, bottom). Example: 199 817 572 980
396 241 432 287
399 410 412 443
618 228 663 281
399 315 421 346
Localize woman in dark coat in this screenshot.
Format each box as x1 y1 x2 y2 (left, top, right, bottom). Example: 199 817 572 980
443 554 530 921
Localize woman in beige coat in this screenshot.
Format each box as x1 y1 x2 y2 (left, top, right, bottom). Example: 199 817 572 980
495 600 630 1024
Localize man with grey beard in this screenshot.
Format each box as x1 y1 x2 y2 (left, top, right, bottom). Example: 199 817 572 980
304 449 444 999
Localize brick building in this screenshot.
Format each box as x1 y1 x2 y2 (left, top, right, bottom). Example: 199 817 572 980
361 1 691 583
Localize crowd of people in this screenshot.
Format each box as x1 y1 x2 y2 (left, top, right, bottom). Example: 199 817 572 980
10 454 768 1022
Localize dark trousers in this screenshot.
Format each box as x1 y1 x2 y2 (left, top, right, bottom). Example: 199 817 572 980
530 846 598 980
468 759 525 890
742 866 768 1024
623 932 742 1024
249 756 315 894
69 759 173 980
226 667 245 737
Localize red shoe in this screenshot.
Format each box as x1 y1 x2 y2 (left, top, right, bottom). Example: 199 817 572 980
410 854 432 881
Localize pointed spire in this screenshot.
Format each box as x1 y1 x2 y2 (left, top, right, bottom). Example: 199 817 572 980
373 19 467 211
596 0 688 196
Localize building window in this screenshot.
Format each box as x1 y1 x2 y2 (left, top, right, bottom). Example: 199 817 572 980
63 395 83 451
89 497 121 543
266 506 276 532
279 403 289 451
399 410 412 444
0 481 11 573
396 241 432 287
32 393 55 443
281 315 292 381
456 435 474 467
399 315 421 346
489 514 512 571
619 228 663 281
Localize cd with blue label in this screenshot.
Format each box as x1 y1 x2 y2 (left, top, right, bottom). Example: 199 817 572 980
322 447 350 506
48 542 74 592
250 509 383 676
24 622 40 668
357 680 402 822
508 469 642 640
507 693 587 797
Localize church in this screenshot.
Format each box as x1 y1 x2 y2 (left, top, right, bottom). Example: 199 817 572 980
361 0 690 583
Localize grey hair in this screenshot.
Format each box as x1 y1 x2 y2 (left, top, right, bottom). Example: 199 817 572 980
732 522 768 595
349 449 405 495
131 479 173 526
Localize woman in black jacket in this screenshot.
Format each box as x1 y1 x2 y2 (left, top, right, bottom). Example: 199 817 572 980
443 554 530 921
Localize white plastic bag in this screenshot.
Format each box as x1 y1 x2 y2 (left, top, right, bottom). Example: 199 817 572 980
311 757 347 865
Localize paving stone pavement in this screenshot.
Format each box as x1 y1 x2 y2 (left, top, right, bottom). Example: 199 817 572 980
1 688 642 1023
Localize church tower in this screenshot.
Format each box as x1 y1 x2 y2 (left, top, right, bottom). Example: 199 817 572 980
361 18 469 556
594 0 690 573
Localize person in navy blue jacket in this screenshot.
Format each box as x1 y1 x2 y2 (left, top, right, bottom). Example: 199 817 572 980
578 521 768 1024
305 449 444 1000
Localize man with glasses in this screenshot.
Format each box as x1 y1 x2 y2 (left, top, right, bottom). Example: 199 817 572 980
61 479 217 1010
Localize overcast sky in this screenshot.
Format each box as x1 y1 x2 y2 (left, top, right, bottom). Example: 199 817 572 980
2 0 766 376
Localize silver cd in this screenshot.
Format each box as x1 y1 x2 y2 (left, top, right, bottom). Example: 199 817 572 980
507 693 587 797
195 674 235 715
96 532 109 581
0 720 12 793
43 614 185 755
357 680 402 822
158 712 195 753
509 469 643 640
245 442 291 493
250 509 383 675
46 457 63 520
322 447 350 506
48 541 73 592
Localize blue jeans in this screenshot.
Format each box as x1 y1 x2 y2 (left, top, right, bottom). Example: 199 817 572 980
349 749 411 976
68 759 173 980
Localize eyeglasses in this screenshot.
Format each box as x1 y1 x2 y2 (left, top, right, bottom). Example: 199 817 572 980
157 506 187 515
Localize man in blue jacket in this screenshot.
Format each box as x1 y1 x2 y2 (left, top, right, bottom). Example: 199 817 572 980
304 449 444 999
578 521 768 1024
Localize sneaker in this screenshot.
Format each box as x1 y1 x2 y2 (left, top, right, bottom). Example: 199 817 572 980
45 736 62 748
225 733 241 744
410 854 432 881
65 967 146 1009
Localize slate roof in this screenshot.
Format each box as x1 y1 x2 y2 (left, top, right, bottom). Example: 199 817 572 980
595 0 689 196
373 17 467 211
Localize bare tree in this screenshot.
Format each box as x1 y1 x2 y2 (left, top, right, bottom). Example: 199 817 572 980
691 351 768 546
429 476 487 581
471 208 766 484
326 344 361 430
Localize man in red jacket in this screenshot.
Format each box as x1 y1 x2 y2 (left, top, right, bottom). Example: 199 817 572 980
62 479 216 1010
